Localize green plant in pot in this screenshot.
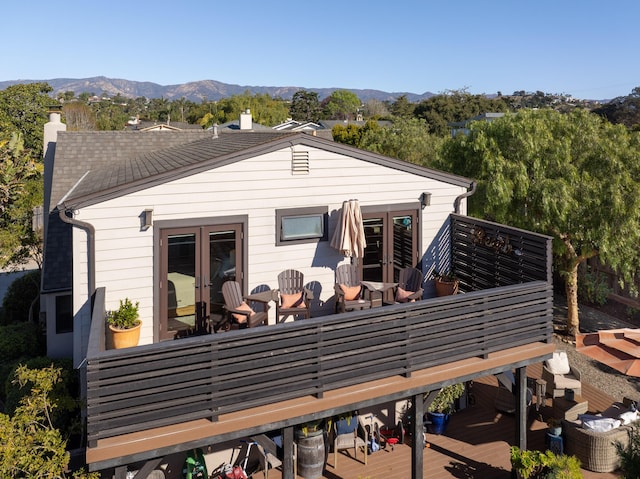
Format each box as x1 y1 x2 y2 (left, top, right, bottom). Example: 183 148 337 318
426 383 465 435
433 270 459 296
106 298 141 349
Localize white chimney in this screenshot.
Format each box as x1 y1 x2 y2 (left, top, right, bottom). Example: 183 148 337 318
44 107 66 157
43 106 67 251
239 109 252 130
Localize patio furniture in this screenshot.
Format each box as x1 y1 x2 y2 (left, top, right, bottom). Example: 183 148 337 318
252 433 296 479
552 394 588 420
334 264 374 313
221 281 269 329
563 413 637 472
332 415 368 468
494 371 533 414
276 269 313 321
393 267 424 303
541 351 582 398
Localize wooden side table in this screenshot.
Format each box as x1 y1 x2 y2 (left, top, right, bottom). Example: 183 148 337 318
553 394 588 420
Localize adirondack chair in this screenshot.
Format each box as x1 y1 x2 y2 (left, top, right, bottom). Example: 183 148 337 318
221 281 269 330
276 269 313 321
393 267 424 303
334 264 374 313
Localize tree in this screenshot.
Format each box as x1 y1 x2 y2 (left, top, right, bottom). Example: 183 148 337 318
322 89 361 120
440 109 640 335
389 94 415 118
413 89 509 137
593 86 640 130
0 132 43 269
0 365 98 478
0 82 54 159
362 99 390 119
62 102 96 131
289 90 322 123
357 118 444 168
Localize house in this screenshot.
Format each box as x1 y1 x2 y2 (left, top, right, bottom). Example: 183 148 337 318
40 110 554 478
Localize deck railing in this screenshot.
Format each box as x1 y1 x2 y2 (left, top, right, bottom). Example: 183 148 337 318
85 215 554 446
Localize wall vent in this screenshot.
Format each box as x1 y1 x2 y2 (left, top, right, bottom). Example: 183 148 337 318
291 150 310 175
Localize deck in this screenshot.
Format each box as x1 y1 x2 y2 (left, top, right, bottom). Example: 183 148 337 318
248 363 623 479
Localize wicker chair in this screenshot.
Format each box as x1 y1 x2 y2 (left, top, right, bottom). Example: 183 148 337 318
562 418 635 472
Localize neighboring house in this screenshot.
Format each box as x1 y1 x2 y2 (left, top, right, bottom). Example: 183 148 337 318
272 119 323 132
449 112 505 137
40 110 554 478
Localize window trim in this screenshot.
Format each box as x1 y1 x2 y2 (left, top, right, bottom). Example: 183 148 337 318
276 206 328 246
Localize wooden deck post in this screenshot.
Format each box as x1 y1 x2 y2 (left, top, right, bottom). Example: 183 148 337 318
282 426 295 479
515 366 527 450
411 392 425 479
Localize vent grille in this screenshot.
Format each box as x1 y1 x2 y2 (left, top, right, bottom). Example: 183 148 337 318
292 150 310 175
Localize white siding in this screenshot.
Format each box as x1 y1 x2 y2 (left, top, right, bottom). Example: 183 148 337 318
72 146 467 346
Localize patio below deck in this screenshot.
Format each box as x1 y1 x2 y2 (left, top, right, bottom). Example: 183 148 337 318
248 362 623 479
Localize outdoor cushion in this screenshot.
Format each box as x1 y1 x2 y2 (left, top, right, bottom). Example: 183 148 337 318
619 410 639 425
395 287 416 303
545 351 571 375
579 414 621 432
232 302 254 323
281 292 304 309
340 284 361 301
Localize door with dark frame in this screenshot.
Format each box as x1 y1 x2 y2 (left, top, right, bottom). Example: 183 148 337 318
159 224 242 340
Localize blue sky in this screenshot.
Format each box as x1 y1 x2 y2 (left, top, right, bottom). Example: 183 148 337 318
3 1 638 100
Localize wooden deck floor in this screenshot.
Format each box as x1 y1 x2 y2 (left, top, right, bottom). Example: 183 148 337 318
250 363 623 479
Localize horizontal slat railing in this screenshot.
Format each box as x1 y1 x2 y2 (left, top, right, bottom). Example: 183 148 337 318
86 280 552 445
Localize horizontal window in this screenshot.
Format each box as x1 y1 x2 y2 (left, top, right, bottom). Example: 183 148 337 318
276 206 328 246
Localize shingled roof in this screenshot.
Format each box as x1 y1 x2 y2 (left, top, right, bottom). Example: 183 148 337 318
49 130 214 211
54 129 472 210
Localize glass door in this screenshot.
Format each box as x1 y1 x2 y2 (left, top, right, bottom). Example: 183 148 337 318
159 224 242 340
362 209 418 285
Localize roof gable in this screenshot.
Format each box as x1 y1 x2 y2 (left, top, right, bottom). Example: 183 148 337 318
54 131 473 209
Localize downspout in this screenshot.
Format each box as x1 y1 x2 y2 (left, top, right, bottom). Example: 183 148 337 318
58 205 96 296
454 181 477 214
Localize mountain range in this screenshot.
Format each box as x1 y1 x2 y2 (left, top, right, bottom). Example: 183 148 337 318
0 76 434 103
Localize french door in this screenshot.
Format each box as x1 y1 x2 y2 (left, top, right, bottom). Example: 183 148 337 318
361 208 419 285
159 224 242 340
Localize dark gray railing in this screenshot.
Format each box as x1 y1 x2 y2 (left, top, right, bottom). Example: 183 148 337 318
85 214 554 446
86 281 552 446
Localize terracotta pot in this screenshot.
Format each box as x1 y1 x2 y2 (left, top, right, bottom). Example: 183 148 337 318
435 279 459 297
108 321 141 349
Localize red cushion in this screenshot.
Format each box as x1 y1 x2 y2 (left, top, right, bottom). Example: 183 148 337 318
281 292 304 309
340 284 361 301
395 287 416 303
232 302 254 323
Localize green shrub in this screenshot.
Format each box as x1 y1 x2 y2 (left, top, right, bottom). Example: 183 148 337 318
0 269 41 325
577 269 611 306
4 357 80 443
510 446 582 478
0 321 45 362
616 427 640 479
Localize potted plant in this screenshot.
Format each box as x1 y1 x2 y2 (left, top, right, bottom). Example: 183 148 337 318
547 417 562 436
106 298 141 349
425 383 465 435
433 270 459 296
